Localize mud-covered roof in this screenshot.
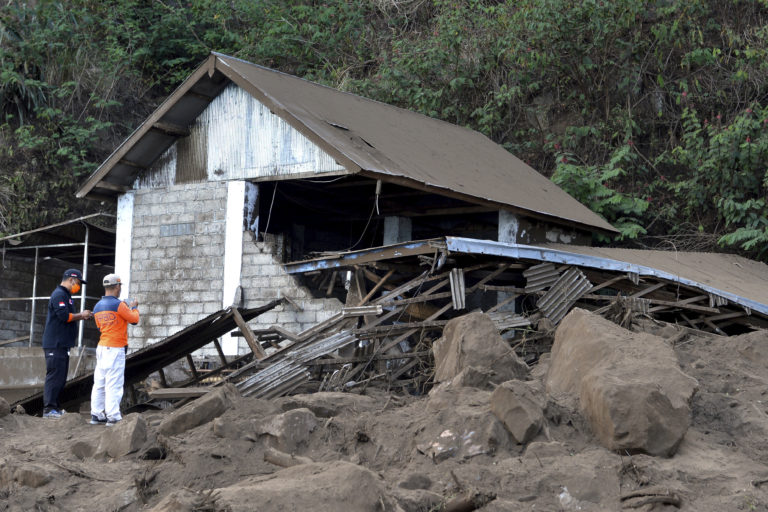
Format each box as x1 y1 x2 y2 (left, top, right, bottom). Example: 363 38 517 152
76 52 617 235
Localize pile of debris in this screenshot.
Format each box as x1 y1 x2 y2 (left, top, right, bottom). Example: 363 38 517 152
3 307 768 511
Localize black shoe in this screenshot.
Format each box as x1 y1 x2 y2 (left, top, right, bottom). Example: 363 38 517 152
90 415 107 425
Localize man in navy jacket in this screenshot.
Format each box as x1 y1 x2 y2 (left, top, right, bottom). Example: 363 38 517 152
41 269 93 418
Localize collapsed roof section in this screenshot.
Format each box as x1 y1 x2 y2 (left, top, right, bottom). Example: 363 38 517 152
285 236 768 334
75 52 616 236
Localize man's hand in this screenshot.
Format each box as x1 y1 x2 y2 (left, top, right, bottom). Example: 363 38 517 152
74 310 93 321
129 299 139 309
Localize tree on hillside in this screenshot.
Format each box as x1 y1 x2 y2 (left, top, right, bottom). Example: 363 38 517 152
1 0 768 260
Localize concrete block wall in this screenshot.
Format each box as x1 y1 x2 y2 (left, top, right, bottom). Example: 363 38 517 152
126 180 343 357
128 181 228 349
231 230 342 355
0 254 105 347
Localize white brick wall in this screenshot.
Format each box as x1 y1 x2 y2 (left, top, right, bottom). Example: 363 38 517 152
129 181 228 349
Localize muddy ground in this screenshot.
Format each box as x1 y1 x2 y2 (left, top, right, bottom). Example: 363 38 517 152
2 313 768 512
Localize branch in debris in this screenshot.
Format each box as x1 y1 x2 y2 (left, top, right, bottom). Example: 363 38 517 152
263 447 314 467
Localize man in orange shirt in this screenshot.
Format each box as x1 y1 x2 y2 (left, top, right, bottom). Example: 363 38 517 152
90 274 139 426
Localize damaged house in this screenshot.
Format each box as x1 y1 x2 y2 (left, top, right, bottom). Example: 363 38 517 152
75 52 615 355
51 51 768 408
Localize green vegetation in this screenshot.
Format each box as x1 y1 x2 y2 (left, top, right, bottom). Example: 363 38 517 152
1 0 768 258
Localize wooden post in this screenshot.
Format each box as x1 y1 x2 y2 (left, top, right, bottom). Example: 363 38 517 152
213 338 229 366
232 307 267 359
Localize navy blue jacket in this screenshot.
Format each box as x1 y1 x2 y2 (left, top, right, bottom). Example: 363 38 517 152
42 285 78 349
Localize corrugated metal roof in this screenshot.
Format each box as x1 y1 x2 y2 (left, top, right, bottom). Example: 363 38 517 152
283 236 768 316
444 238 768 316
76 53 617 235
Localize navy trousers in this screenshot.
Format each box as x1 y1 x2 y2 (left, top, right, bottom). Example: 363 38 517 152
43 347 69 413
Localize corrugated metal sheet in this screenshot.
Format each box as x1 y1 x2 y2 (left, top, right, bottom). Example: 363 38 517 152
523 262 559 292
537 267 592 324
204 84 345 181
449 268 466 310
236 330 358 398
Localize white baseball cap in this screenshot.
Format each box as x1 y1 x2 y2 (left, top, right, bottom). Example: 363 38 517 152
103 274 122 287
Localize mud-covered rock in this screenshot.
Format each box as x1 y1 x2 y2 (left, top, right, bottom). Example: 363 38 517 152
490 380 545 444
95 413 147 458
253 407 317 452
158 383 239 436
214 461 402 512
275 392 377 417
417 386 512 461
433 312 528 384
546 308 698 456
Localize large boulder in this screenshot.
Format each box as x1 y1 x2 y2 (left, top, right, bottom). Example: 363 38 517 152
433 312 528 385
546 308 698 456
158 383 239 436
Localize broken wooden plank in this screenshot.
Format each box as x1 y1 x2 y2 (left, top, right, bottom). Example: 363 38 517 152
587 274 629 294
148 387 212 399
358 268 395 305
212 338 229 366
264 447 314 467
231 307 267 359
581 294 720 314
629 282 667 298
0 335 29 346
354 320 448 335
185 354 200 381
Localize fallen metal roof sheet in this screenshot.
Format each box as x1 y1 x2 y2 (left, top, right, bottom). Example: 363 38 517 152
12 300 282 415
444 237 768 316
285 236 768 316
76 53 616 235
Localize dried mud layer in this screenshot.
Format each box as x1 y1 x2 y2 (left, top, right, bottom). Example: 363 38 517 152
2 326 768 512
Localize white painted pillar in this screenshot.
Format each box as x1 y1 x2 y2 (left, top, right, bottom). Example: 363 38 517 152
498 210 519 244
115 193 135 300
222 180 245 355
383 216 412 245
497 209 519 313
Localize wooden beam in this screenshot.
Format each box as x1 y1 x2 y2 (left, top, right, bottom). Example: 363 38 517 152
232 307 267 359
588 275 628 293
94 181 131 193
647 294 708 313
151 121 190 137
358 268 395 305
185 354 200 381
630 282 667 298
213 338 228 366
118 158 145 169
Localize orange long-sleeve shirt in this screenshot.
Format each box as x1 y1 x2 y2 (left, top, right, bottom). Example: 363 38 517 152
93 296 140 348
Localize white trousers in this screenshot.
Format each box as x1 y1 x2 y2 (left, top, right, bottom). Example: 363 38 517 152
90 345 126 422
